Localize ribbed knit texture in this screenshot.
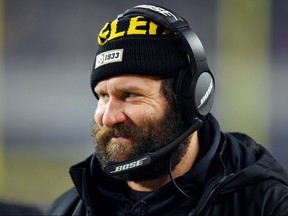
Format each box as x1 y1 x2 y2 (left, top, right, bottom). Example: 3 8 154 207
91 35 189 89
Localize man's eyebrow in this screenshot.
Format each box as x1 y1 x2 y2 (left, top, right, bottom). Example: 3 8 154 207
94 85 146 94
120 85 145 92
94 87 101 94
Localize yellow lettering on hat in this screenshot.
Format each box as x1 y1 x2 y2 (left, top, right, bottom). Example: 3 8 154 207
109 19 125 41
97 16 173 46
127 16 147 35
98 22 110 46
148 21 157 35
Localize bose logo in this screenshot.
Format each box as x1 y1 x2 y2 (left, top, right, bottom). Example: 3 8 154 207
135 5 179 21
110 157 148 174
95 49 123 69
198 79 213 109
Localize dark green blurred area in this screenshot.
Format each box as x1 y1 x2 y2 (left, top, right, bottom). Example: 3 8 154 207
0 0 287 212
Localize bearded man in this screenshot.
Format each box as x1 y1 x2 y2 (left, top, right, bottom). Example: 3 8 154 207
47 4 288 216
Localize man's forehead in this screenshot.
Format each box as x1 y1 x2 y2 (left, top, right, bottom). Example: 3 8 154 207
94 74 161 91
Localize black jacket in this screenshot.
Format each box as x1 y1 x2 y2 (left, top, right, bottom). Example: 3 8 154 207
47 114 288 215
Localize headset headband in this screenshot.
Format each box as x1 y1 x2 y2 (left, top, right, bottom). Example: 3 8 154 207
118 4 210 76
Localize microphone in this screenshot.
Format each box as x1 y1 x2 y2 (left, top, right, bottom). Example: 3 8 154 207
103 118 203 176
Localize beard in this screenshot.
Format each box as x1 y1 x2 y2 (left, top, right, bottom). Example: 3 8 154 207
91 106 188 182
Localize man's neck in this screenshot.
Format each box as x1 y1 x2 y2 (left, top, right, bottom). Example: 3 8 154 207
127 131 200 191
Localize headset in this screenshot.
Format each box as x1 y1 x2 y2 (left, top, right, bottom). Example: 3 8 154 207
93 4 215 176
117 4 215 127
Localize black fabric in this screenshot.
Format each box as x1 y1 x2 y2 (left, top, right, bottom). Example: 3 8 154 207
0 202 42 216
46 114 288 216
90 35 190 91
46 188 85 216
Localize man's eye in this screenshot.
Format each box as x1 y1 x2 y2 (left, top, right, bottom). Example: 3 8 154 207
125 93 136 97
98 93 109 100
124 92 140 100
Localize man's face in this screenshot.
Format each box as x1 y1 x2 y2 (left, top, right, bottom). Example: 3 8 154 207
92 75 186 181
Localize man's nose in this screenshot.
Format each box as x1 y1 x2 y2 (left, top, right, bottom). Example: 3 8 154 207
102 99 127 127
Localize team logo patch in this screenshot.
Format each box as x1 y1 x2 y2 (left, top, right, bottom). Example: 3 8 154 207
95 49 123 69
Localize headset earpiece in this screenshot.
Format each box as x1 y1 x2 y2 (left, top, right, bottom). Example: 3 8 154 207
194 72 215 116
173 68 187 112
177 70 214 126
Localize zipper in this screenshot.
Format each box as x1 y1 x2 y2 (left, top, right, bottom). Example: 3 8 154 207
139 200 147 216
190 183 220 216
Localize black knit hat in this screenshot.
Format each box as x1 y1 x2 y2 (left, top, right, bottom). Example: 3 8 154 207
90 16 190 92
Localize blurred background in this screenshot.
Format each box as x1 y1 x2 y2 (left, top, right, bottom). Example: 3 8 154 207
0 0 287 212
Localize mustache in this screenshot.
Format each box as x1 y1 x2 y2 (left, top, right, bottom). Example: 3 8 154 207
93 123 142 143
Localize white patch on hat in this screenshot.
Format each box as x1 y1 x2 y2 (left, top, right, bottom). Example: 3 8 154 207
95 49 123 69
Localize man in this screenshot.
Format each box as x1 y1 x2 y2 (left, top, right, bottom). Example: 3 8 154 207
47 4 288 216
